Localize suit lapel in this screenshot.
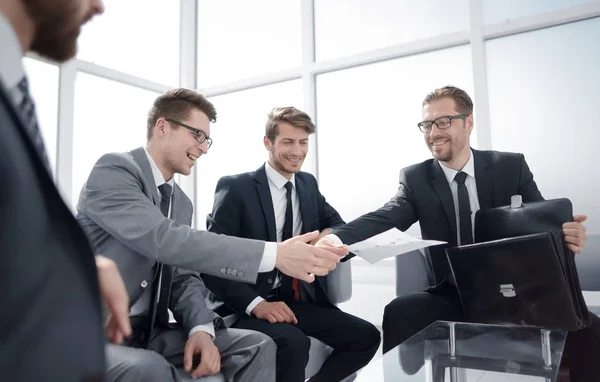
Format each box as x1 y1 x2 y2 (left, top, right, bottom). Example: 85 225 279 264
254 165 277 242
295 175 314 234
130 147 160 206
430 160 458 241
473 149 492 211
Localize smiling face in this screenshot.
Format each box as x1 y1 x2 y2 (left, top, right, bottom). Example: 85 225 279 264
422 97 473 167
148 108 211 181
265 122 309 178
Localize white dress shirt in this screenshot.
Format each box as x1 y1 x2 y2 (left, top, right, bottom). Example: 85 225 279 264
130 149 215 338
0 12 27 107
437 150 480 245
245 161 303 315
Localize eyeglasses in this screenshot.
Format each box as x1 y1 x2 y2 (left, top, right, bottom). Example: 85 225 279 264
165 118 213 148
417 114 468 133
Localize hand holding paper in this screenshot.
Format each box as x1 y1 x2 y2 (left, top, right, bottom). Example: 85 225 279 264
348 228 447 264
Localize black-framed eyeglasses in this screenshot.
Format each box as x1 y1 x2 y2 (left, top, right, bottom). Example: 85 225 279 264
165 118 213 148
417 114 469 133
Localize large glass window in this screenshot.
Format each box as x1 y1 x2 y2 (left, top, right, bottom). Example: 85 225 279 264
196 0 302 88
315 0 470 61
483 0 598 25
72 73 159 207
77 0 180 86
195 80 303 229
317 45 474 236
24 58 59 177
486 17 600 232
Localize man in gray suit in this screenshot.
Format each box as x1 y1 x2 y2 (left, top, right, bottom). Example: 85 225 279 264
78 89 346 380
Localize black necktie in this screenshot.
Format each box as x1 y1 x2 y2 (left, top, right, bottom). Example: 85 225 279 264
17 77 51 174
145 183 172 346
282 181 294 241
454 171 473 245
280 182 300 301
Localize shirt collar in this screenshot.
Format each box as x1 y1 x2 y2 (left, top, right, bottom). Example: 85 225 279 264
144 147 175 194
0 12 26 90
439 149 476 184
265 161 295 190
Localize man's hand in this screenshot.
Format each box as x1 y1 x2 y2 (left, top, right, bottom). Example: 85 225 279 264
183 331 221 378
96 255 131 345
251 301 298 324
276 231 349 283
563 215 588 254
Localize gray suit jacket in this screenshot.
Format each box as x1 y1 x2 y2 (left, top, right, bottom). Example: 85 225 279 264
76 147 262 332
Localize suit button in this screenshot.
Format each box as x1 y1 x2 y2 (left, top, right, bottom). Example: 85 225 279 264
226 268 232 275
231 270 237 276
141 280 148 288
268 278 273 284
220 268 226 274
238 271 243 278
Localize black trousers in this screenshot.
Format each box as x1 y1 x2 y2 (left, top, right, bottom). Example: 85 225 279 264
233 300 380 382
382 282 600 382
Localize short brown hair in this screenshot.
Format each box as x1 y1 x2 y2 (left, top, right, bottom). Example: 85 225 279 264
146 88 217 141
422 86 473 115
265 107 316 142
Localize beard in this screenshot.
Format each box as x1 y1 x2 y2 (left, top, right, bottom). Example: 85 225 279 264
25 0 87 62
431 145 454 162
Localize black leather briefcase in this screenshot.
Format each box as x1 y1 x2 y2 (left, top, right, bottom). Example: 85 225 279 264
449 197 590 331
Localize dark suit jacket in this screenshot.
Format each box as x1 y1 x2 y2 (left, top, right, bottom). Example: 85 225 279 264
202 164 345 317
0 82 105 380
333 149 544 285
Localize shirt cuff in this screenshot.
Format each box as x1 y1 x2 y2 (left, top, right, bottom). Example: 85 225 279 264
245 296 265 316
258 242 277 272
326 234 344 245
189 323 215 340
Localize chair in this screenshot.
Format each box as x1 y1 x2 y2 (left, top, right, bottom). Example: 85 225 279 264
395 248 433 297
179 261 353 381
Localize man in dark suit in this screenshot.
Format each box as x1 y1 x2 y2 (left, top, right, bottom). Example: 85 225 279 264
316 86 599 382
202 107 381 382
0 1 133 381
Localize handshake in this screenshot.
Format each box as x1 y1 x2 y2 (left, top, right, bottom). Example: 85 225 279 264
274 229 349 283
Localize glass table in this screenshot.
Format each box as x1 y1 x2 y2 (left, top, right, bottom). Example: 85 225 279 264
356 321 567 381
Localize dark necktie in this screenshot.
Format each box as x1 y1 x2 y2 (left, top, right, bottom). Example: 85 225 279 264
145 183 173 346
17 77 51 174
454 171 473 245
280 182 300 301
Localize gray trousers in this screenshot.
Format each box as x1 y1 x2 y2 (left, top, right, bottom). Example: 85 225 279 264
106 327 276 382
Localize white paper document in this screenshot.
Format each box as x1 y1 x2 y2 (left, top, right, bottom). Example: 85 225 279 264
348 228 447 264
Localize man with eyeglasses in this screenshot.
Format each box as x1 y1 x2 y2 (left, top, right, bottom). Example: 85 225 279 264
75 88 348 381
314 86 599 381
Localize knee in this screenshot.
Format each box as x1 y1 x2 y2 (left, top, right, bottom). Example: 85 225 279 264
247 331 277 361
383 297 406 322
123 350 174 382
361 322 382 350
276 327 311 353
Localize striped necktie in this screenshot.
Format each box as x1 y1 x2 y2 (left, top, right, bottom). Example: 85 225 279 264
16 76 51 174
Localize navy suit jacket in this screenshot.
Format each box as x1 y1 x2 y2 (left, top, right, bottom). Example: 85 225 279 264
202 164 345 316
334 149 544 285
0 81 105 380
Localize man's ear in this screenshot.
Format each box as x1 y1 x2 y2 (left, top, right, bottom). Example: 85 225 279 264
264 136 271 150
466 114 474 133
